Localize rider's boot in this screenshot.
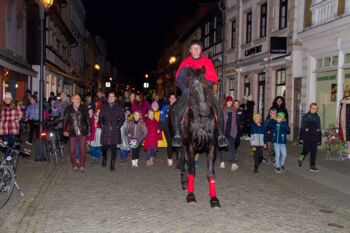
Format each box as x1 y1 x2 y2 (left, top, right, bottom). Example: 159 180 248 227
172 115 182 147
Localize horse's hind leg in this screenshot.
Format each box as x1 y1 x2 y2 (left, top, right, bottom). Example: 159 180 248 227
207 145 221 208
186 144 196 203
179 148 188 190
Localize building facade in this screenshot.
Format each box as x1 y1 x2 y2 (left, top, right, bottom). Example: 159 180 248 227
224 0 302 140
298 0 350 130
0 0 35 101
62 0 86 96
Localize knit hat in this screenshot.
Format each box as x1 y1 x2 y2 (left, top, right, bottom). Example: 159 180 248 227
151 101 159 110
253 113 262 121
190 39 203 49
225 96 233 103
277 112 285 119
4 92 13 100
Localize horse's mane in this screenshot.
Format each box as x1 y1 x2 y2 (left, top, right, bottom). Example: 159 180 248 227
187 67 209 90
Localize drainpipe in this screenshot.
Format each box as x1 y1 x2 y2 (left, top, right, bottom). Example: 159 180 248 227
219 0 226 104
336 38 344 121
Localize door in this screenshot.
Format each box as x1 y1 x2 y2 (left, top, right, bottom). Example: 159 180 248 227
293 77 302 142
258 73 266 120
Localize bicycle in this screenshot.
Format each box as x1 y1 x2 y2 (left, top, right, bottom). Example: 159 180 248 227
0 142 25 209
40 119 64 164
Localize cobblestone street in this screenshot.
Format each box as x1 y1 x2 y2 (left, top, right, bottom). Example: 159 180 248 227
1 142 350 233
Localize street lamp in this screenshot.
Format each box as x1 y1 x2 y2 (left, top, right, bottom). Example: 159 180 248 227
37 0 54 8
109 77 113 81
94 64 101 71
145 73 149 79
35 0 54 161
169 56 176 65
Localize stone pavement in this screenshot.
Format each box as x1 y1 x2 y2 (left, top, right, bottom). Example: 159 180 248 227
0 142 350 233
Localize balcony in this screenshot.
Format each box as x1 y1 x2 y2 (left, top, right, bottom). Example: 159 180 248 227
346 0 350 13
310 0 338 25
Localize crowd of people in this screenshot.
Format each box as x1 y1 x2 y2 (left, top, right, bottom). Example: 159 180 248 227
0 88 322 174
0 40 322 174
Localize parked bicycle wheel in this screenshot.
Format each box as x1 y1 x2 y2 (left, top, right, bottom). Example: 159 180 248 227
0 165 15 209
45 140 58 164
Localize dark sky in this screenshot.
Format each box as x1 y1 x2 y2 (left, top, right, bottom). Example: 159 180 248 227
82 0 200 83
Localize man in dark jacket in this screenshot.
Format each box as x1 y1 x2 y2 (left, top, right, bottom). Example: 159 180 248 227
172 39 227 148
298 103 322 172
159 93 177 166
63 95 91 171
99 92 125 171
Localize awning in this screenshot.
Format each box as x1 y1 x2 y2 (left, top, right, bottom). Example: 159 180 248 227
0 50 37 76
46 62 71 79
46 62 87 85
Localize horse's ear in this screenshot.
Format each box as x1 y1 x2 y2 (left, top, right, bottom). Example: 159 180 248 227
200 66 206 75
187 67 194 77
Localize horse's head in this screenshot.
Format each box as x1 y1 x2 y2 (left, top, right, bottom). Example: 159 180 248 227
187 67 211 117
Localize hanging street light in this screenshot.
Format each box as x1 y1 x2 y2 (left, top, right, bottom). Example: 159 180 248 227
169 56 176 65
36 0 54 9
94 64 101 71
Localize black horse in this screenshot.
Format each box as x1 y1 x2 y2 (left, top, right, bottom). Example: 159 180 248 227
176 67 221 208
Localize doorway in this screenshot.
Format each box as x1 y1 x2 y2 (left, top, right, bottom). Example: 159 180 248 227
293 77 302 141
258 73 266 120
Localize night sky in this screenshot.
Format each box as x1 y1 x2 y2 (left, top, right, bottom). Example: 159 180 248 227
83 0 203 83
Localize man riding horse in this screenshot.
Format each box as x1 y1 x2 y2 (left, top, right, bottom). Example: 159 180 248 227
172 40 228 148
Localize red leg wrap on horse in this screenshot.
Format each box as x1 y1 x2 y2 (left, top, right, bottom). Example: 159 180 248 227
209 178 216 198
188 174 194 193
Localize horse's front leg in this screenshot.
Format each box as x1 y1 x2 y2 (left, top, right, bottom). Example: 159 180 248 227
186 143 196 203
207 144 221 208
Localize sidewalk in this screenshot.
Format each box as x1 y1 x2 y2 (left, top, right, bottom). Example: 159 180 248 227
286 143 350 195
233 141 350 196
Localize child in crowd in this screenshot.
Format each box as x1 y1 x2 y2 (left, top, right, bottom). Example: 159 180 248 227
264 108 277 164
298 103 321 172
126 110 147 168
220 96 239 171
119 109 131 164
151 101 167 148
250 114 266 173
87 108 101 161
144 109 161 166
268 112 290 173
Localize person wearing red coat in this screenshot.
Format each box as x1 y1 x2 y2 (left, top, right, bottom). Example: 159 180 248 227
87 108 101 160
144 110 161 166
172 40 228 148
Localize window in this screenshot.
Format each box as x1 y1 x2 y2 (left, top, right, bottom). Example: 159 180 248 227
345 53 350 64
246 11 252 43
260 3 267 38
201 15 223 49
324 57 331 67
229 78 235 97
231 20 236 49
331 56 338 66
216 16 223 42
244 76 250 96
279 0 288 29
276 69 286 97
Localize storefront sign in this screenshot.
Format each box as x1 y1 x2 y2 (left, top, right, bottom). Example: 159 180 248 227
244 45 262 57
270 37 287 54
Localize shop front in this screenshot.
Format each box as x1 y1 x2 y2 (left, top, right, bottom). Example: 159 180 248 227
0 66 35 102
